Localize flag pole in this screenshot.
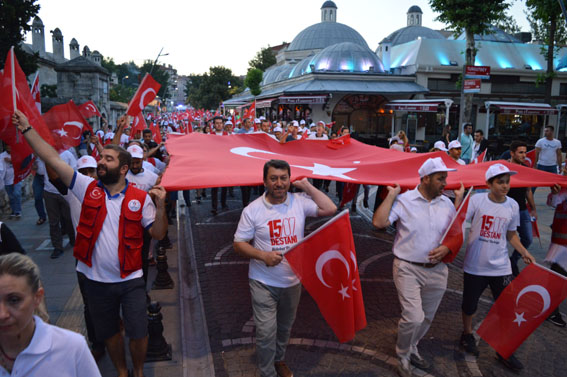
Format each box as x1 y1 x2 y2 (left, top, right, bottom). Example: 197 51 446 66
534 262 567 280
281 208 350 256
439 187 473 242
10 47 17 112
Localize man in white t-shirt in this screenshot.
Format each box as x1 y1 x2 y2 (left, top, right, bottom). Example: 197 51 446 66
535 125 562 174
0 146 22 218
459 163 535 372
373 157 464 377
233 159 337 377
307 122 329 140
119 128 131 147
13 109 168 377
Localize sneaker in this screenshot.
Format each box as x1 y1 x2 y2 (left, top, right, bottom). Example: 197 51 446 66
274 361 293 377
460 332 479 356
410 351 431 370
497 352 524 371
397 358 411 377
50 248 64 259
547 312 567 327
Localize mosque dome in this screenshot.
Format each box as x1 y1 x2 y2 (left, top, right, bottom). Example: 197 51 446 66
51 28 63 38
306 42 385 73
287 23 368 51
32 16 44 26
321 1 337 8
408 5 423 13
70 38 79 46
380 26 445 46
453 25 520 43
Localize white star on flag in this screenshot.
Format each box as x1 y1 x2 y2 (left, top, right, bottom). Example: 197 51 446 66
513 312 527 327
291 163 357 180
338 284 351 300
352 279 357 291
56 129 68 137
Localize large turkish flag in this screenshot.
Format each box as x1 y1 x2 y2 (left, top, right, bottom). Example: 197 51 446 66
126 73 161 117
285 210 366 343
160 133 567 191
477 263 567 358
43 100 92 152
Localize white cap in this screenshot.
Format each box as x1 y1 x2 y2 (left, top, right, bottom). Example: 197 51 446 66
291 120 299 127
127 145 144 159
389 136 401 144
254 118 261 124
310 123 316 128
300 119 306 125
485 163 517 181
224 120 233 125
317 120 325 126
410 147 418 152
259 116 266 121
77 155 97 170
273 127 283 133
448 140 462 150
418 157 457 178
433 140 448 151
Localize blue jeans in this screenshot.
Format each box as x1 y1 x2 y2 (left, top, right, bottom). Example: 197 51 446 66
5 182 22 214
510 209 533 276
33 174 47 220
537 164 559 174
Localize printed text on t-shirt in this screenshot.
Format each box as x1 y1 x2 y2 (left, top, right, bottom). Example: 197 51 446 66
267 218 297 247
480 215 506 241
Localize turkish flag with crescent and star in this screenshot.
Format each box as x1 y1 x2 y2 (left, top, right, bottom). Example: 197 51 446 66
440 189 472 263
126 73 161 117
339 183 359 208
477 263 567 359
525 149 537 168
130 112 147 139
78 100 102 119
42 100 92 152
284 209 366 343
0 47 54 183
160 133 567 191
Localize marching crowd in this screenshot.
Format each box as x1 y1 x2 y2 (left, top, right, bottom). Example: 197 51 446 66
1 109 567 377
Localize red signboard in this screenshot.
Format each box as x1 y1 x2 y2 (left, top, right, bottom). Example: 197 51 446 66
386 104 439 112
465 66 490 79
464 79 481 93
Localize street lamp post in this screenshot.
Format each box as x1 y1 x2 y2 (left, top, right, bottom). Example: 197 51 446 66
149 47 169 75
121 75 129 85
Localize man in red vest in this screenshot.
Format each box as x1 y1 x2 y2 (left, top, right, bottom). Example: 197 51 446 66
12 110 168 377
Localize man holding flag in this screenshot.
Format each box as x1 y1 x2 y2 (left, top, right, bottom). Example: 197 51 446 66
373 157 464 377
233 159 336 377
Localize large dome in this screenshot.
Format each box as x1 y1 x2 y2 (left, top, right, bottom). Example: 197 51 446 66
381 26 445 46
287 22 368 52
306 42 385 73
453 25 520 43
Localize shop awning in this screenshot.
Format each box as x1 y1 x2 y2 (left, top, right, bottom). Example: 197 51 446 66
384 99 453 112
279 95 328 104
485 101 557 115
255 98 277 108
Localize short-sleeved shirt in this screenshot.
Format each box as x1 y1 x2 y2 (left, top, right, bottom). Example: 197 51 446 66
126 169 158 192
234 192 318 288
463 193 519 276
0 152 14 185
69 172 156 283
536 137 562 166
44 151 77 194
388 187 456 263
119 134 130 147
307 134 329 140
460 132 473 160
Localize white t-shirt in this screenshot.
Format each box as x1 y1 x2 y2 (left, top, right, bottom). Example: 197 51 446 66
127 169 158 192
307 133 329 140
0 316 101 377
104 131 115 141
463 193 520 276
44 150 77 194
234 192 318 288
0 152 14 185
143 160 160 175
119 134 130 147
70 172 156 283
95 129 105 140
536 137 562 166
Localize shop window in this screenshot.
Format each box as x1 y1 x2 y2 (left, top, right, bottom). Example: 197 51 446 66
560 83 567 96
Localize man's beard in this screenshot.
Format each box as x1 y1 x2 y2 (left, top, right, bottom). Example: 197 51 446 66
97 165 121 185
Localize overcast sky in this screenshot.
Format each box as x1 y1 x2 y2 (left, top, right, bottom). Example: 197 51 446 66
25 0 532 76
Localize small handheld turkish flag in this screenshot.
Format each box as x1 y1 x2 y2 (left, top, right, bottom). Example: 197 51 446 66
126 73 161 117
339 183 358 208
78 100 102 119
525 149 536 168
285 209 367 343
43 100 92 152
472 150 486 164
441 188 472 263
477 263 567 359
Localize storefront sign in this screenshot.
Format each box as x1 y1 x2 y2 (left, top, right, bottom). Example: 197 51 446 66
386 103 439 112
279 96 327 104
463 79 481 93
465 66 490 79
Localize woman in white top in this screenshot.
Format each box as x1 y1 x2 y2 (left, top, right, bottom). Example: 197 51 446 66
0 253 101 377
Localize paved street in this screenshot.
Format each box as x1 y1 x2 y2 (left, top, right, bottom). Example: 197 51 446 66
6 182 567 377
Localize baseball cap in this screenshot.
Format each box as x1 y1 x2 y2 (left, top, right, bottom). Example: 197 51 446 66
224 120 233 126
291 120 299 127
300 119 306 125
418 157 457 178
410 147 418 152
448 140 462 150
273 127 283 133
127 145 144 159
259 116 266 121
77 155 97 170
433 141 448 151
485 163 517 181
254 118 261 124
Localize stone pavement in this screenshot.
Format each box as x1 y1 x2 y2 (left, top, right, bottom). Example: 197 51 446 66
4 182 567 377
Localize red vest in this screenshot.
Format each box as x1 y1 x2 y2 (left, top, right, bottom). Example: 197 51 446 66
551 191 567 246
74 180 147 278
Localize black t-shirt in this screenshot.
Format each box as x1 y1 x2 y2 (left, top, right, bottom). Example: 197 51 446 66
508 187 528 211
144 140 163 161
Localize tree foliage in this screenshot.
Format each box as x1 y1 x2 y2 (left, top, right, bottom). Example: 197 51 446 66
184 66 243 109
103 58 170 101
245 68 263 97
109 84 136 103
495 12 522 35
248 46 277 72
0 0 40 75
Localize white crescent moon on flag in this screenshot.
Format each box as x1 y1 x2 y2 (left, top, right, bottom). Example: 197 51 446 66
139 88 156 110
63 121 84 139
86 104 96 112
516 284 551 318
315 250 350 288
230 147 278 160
350 251 357 271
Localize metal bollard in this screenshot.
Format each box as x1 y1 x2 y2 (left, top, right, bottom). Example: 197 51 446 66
145 301 172 362
152 246 174 290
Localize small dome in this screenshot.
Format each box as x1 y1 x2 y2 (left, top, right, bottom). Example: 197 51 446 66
261 65 290 85
51 28 62 37
32 16 43 26
274 65 295 82
321 1 337 8
453 25 520 43
70 38 79 46
92 50 101 56
408 5 423 13
307 42 385 73
380 26 446 46
288 22 368 51
289 57 314 78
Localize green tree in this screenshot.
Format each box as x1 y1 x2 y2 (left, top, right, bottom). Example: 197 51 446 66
245 68 263 96
429 0 510 125
248 46 277 71
495 12 521 34
185 66 242 109
0 0 40 75
109 84 136 103
526 0 567 103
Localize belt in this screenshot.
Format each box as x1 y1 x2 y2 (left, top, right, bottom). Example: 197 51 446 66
396 257 438 269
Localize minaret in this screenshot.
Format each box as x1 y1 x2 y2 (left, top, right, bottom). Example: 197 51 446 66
51 28 64 62
31 16 45 57
321 1 337 23
69 38 80 60
407 5 423 26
